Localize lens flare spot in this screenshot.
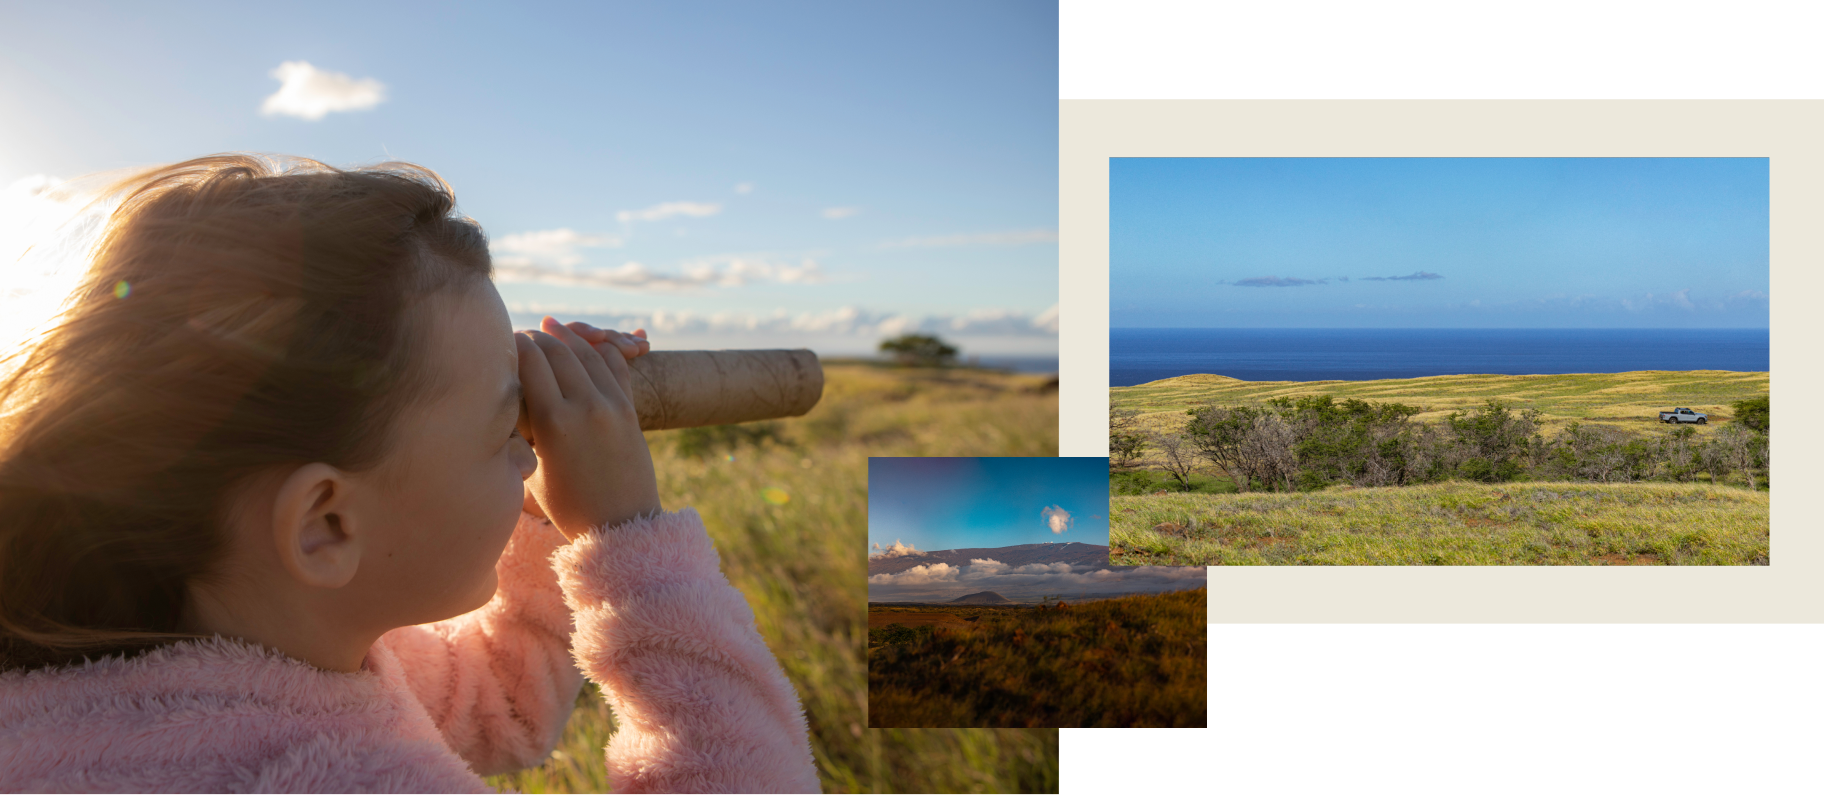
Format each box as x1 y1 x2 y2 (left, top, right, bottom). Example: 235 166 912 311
113 280 131 299
725 454 736 463
761 487 790 505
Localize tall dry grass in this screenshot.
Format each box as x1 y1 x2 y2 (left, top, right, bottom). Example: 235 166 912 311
1112 481 1769 566
868 589 1207 729
487 363 1060 793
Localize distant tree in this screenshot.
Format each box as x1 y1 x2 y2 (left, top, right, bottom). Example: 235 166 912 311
1713 423 1767 491
1540 422 1659 483
1655 425 1703 482
1731 395 1770 434
878 333 958 367
1443 399 1542 482
1109 406 1149 470
1183 404 1265 492
1695 433 1732 485
1239 412 1299 492
1265 394 1424 488
1151 431 1201 490
1760 430 1771 489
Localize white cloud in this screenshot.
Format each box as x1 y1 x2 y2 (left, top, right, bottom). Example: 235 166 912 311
1041 505 1072 534
867 558 1208 601
936 307 1063 337
490 228 620 267
493 255 823 291
1622 288 1701 313
501 302 1061 340
822 207 862 220
869 560 1210 590
869 539 924 559
882 229 1058 248
1030 303 1059 334
1013 562 1076 575
616 201 721 223
870 562 959 585
259 61 385 121
734 183 755 195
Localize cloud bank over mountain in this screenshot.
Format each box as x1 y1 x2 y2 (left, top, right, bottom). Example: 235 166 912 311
867 543 1205 603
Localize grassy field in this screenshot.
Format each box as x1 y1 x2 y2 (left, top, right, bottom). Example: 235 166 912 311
869 612 969 630
867 589 1207 729
1113 370 1768 469
1111 481 1769 566
486 363 1060 794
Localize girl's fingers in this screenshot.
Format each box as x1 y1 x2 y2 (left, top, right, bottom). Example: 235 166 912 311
587 336 636 401
542 316 621 402
545 319 635 396
564 321 609 343
515 334 561 429
564 320 644 359
525 327 594 401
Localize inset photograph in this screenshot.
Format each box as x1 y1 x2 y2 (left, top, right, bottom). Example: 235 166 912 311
1109 157 1770 567
867 457 1207 729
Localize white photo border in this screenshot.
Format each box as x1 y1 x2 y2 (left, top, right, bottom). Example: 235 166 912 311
1065 99 1816 743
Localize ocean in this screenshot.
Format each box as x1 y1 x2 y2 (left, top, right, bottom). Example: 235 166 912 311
1109 328 1770 387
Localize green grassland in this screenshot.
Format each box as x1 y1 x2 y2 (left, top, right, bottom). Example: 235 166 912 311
487 363 1059 794
1111 481 1769 566
1113 370 1768 469
868 589 1207 729
1107 370 1769 566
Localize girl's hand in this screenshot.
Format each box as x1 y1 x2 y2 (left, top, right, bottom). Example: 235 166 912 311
566 320 650 363
515 317 660 540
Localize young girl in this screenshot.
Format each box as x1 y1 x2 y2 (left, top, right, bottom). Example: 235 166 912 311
0 155 820 793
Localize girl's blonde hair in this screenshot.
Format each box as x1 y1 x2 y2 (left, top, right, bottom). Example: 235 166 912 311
0 154 492 671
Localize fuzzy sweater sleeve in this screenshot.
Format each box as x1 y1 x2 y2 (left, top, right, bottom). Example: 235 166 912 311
376 511 587 777
553 508 821 794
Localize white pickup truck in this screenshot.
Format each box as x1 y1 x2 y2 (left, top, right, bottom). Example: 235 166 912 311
1659 407 1709 424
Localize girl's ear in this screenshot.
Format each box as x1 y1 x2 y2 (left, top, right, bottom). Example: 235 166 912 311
270 463 363 589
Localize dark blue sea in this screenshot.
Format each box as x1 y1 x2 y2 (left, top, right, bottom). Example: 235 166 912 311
1110 328 1769 387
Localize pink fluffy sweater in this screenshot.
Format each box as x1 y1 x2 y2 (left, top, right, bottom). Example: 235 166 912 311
0 508 821 793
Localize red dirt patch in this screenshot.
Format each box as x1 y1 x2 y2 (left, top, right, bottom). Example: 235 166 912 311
1152 522 1185 536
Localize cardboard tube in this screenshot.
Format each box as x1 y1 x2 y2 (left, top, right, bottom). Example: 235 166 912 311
624 349 824 430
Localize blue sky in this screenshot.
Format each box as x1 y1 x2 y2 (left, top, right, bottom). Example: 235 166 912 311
1111 158 1769 329
868 457 1109 554
0 1 1057 356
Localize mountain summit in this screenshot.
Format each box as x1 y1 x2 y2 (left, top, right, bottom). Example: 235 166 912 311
948 591 1011 605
